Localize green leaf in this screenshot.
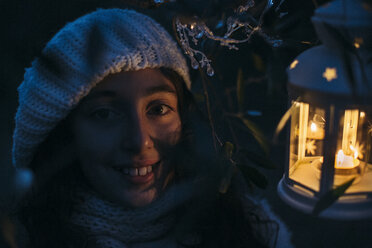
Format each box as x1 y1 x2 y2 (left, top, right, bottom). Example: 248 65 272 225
238 164 268 189
273 101 296 144
219 163 237 194
241 117 270 155
312 177 356 216
222 141 234 159
240 149 276 169
236 68 244 111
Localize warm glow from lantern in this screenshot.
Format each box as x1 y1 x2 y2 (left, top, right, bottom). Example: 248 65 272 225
360 111 365 118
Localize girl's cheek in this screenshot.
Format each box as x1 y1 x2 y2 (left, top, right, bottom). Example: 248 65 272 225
154 117 181 144
74 122 122 161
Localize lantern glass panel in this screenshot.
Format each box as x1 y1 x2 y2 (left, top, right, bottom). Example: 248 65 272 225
333 109 372 193
289 101 325 192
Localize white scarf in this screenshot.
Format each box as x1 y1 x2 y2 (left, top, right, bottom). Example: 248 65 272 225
68 182 201 248
69 186 177 247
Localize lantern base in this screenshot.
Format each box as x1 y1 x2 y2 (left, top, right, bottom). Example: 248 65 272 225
278 177 372 220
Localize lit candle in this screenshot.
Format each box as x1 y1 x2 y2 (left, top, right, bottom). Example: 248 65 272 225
307 121 325 139
335 146 359 169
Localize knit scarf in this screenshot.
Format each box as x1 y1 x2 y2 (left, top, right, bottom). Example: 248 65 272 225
69 187 177 247
68 183 197 248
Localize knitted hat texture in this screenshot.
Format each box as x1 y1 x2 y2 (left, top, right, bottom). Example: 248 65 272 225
12 8 191 168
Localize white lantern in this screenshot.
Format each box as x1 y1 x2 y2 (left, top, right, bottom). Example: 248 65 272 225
277 0 372 219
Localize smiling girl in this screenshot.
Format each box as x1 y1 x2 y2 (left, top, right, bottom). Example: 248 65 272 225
71 69 182 208
13 8 277 248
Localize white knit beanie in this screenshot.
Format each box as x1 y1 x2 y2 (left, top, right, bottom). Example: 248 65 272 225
12 8 191 168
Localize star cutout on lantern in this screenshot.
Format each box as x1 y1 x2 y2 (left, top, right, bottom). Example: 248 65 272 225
306 139 317 155
368 121 372 136
290 60 299 69
355 142 365 160
323 67 338 82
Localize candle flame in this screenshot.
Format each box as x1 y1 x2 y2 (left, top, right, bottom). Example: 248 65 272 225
310 122 317 132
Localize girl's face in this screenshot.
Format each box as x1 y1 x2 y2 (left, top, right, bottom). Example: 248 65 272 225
71 68 181 207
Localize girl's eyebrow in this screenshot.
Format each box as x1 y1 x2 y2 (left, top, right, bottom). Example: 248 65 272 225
83 90 117 102
82 84 176 102
144 84 176 97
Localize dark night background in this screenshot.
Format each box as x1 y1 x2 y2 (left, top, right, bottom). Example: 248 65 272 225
1 0 372 247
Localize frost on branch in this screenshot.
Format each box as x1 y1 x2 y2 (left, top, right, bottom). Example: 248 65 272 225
175 0 283 76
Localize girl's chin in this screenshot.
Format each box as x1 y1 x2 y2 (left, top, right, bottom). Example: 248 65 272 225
118 187 158 208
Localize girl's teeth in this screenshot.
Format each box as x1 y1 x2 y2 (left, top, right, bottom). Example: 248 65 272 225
114 163 158 176
139 167 147 176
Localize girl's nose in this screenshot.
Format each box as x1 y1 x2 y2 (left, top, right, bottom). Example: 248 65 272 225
121 114 154 154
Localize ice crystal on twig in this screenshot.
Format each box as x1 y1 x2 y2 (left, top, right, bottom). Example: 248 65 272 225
236 0 255 13
176 19 215 75
175 0 282 76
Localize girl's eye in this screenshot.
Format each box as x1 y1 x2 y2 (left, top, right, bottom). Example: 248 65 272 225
147 104 171 116
90 108 122 121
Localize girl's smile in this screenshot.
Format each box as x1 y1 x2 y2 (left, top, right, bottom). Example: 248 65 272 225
111 159 161 184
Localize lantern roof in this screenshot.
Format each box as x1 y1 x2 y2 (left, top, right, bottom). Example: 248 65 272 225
312 0 372 27
287 0 372 106
312 0 372 50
